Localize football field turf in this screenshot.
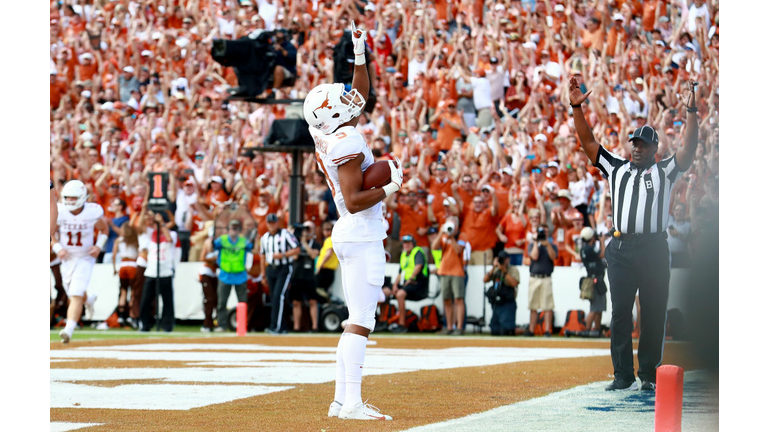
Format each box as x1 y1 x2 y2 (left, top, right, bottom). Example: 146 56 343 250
50 331 718 431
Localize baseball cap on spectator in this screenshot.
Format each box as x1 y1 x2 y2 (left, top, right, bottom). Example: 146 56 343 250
81 131 94 141
126 98 139 111
498 250 509 260
634 77 644 85
184 178 195 186
141 50 153 57
501 167 514 176
151 31 163 40
534 133 548 143
83 141 95 148
612 12 625 21
266 213 279 223
101 101 114 111
364 3 376 12
78 52 94 62
211 175 224 184
684 42 695 51
547 161 559 169
195 151 205 159
628 126 659 145
123 66 135 74
557 190 572 200
655 40 667 47
401 234 415 243
81 90 92 98
482 185 494 193
490 56 498 64
176 37 190 48
554 4 565 12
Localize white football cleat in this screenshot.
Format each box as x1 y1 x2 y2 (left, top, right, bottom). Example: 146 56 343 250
328 401 342 417
59 329 70 344
339 401 392 420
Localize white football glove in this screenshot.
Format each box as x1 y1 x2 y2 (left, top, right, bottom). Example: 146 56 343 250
350 21 367 64
382 157 404 197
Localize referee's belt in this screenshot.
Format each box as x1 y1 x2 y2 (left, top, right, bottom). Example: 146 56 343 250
267 263 288 269
611 229 668 241
530 273 552 278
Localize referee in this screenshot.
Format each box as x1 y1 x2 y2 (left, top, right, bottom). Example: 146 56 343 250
569 78 699 391
259 213 301 334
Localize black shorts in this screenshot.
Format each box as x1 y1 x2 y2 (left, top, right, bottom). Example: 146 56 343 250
316 268 335 290
401 280 429 301
289 276 320 302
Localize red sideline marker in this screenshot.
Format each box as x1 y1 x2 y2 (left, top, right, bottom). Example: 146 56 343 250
654 365 684 432
236 302 247 336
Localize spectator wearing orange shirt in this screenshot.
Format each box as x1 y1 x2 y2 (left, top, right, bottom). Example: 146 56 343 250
433 216 467 336
385 187 430 250
551 189 581 266
563 215 586 267
460 187 498 266
580 18 605 53
496 197 528 265
430 100 465 152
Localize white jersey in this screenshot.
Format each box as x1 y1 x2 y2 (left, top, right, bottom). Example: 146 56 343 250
56 202 104 259
310 125 386 243
117 240 139 268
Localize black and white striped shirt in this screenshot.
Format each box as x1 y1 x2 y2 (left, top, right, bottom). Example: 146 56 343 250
260 229 299 266
594 146 681 235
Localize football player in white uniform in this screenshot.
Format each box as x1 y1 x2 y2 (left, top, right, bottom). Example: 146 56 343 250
52 180 109 343
304 22 402 421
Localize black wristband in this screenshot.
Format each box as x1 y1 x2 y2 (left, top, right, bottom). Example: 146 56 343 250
570 103 581 108
687 107 698 113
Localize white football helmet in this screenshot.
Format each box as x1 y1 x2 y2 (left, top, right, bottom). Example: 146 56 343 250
61 180 88 212
303 83 365 134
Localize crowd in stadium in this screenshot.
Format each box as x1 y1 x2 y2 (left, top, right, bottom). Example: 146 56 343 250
49 0 719 303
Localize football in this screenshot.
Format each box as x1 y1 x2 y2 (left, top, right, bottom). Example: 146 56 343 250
361 160 395 190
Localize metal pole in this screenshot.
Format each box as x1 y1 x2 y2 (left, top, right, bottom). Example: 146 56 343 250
156 220 162 331
289 150 305 226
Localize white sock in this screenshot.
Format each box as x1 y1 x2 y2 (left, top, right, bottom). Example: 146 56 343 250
334 334 346 405
342 332 367 408
64 319 77 337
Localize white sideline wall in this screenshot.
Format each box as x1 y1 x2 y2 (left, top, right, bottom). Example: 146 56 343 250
52 263 693 330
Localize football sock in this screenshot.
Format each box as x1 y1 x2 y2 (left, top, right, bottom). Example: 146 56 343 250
334 334 346 405
342 332 367 407
64 319 76 336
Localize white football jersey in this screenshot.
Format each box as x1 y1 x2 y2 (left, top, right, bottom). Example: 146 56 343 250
57 202 104 259
310 125 386 243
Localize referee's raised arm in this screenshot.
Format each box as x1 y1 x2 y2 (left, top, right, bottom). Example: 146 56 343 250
670 80 700 172
568 77 600 166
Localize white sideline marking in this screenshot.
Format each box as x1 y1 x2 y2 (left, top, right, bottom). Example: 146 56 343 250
50 422 104 432
50 383 290 410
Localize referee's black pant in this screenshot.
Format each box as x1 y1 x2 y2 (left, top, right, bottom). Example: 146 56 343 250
267 264 293 332
605 234 670 383
140 276 175 332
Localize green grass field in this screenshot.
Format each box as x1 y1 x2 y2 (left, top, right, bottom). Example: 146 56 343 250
49 325 237 342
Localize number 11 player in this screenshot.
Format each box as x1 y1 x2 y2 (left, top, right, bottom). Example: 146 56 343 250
52 180 109 343
303 22 403 420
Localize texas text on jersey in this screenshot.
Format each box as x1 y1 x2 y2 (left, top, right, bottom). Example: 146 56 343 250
310 125 386 243
57 202 105 259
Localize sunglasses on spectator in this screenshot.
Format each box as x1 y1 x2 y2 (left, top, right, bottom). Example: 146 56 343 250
532 168 542 173
473 200 484 204
195 155 204 160
436 167 447 171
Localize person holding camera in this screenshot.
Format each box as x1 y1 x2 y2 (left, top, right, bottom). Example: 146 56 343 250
526 225 558 337
578 227 607 337
388 234 429 334
484 251 521 336
432 216 467 335
212 219 255 332
289 221 322 333
139 210 178 332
